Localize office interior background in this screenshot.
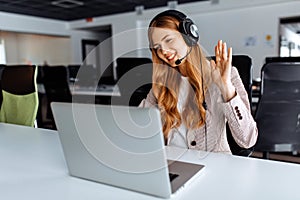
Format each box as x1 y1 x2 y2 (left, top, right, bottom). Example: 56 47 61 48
0 0 300 79
1 0 300 162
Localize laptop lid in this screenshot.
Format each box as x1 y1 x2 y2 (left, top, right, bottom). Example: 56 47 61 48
51 102 204 198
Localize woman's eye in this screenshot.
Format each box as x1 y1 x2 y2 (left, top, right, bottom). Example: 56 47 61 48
166 38 172 43
153 45 160 51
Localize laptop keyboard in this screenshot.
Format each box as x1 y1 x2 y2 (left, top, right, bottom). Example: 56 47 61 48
169 173 179 182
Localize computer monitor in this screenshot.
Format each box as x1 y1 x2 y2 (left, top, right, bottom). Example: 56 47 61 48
98 63 116 85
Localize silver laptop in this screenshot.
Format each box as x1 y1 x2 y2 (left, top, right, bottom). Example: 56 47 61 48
51 102 204 198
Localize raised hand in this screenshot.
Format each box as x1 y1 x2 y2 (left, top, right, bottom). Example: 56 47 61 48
210 40 236 102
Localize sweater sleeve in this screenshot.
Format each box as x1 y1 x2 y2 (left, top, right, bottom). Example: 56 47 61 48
222 67 258 148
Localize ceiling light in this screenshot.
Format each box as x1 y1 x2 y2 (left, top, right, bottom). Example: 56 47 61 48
135 5 144 15
168 1 178 9
51 0 84 9
211 0 219 4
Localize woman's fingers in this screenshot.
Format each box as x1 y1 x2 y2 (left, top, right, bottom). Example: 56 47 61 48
215 40 233 71
213 40 233 88
215 40 223 66
228 47 232 65
222 42 227 61
215 44 220 65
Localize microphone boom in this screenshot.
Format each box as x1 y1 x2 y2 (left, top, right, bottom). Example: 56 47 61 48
175 47 192 65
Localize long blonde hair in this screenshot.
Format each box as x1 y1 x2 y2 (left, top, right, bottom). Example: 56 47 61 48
148 15 209 140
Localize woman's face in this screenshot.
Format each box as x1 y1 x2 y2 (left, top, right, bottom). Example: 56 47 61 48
151 27 188 67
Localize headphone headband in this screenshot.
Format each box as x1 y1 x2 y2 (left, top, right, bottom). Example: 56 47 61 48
149 10 199 46
149 10 187 26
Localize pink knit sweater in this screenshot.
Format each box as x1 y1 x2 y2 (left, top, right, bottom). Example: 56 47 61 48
139 67 258 154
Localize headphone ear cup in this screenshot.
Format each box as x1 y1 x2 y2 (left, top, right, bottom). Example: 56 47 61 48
179 19 199 46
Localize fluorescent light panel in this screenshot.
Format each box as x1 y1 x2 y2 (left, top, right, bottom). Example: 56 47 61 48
51 0 84 9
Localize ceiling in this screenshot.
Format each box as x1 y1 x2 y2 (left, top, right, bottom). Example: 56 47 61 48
0 0 209 21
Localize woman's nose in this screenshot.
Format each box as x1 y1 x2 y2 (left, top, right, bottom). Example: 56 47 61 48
161 47 171 56
160 44 170 55
162 49 168 55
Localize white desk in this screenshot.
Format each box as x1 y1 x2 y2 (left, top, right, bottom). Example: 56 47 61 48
70 84 121 97
1 123 300 200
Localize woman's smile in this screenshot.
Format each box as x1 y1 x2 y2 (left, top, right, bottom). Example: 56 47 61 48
164 51 176 62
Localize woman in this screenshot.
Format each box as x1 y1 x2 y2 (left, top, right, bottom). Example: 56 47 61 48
139 10 257 153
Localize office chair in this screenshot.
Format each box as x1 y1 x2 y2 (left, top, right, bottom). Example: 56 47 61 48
211 55 254 156
254 62 300 159
114 57 152 106
42 65 72 129
67 64 80 83
0 64 5 77
75 64 98 87
265 56 300 64
0 65 39 127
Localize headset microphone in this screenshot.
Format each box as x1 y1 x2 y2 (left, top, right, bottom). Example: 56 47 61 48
175 47 192 65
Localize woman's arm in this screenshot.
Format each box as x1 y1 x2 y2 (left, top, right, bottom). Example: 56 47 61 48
223 67 258 148
209 40 257 148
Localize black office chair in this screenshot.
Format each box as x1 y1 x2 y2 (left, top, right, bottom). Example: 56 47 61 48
0 64 5 76
42 65 72 129
265 56 300 64
113 57 152 106
0 65 38 127
67 64 80 83
210 55 254 156
254 62 300 159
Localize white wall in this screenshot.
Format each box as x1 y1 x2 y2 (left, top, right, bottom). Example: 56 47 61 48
68 13 139 60
1 0 300 78
189 1 300 79
68 29 112 65
68 0 300 79
0 11 71 65
0 12 110 66
0 31 71 65
0 12 69 36
0 39 6 64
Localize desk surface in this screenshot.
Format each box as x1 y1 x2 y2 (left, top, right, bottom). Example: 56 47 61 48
70 84 121 96
1 123 300 200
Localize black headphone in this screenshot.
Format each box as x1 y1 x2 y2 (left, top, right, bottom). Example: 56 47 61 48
149 10 200 47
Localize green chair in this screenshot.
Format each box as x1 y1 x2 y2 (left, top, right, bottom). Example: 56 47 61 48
0 65 38 127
